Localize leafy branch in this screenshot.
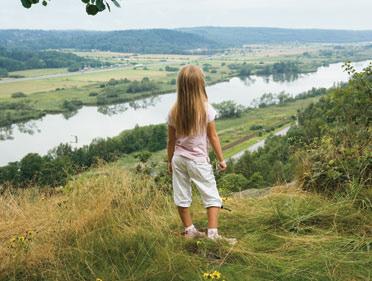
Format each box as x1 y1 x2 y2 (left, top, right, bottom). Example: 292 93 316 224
20 0 121 15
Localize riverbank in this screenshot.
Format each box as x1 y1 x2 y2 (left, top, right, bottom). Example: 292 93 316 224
1 44 371 128
2 57 368 165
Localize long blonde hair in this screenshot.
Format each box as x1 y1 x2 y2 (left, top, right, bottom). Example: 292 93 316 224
171 65 208 136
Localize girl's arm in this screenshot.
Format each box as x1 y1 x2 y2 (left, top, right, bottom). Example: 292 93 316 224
207 121 227 171
167 125 176 173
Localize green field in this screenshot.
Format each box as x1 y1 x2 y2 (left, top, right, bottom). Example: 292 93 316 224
7 68 68 78
0 43 371 128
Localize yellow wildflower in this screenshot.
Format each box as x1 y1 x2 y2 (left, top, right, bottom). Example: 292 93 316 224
96 278 103 281
18 236 25 242
212 271 221 279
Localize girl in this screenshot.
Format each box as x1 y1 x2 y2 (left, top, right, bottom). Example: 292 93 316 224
167 65 235 243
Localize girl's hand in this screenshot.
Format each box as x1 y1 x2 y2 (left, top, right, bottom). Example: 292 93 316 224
168 162 173 174
217 160 227 172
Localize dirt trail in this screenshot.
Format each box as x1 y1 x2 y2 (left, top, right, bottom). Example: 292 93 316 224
229 125 291 161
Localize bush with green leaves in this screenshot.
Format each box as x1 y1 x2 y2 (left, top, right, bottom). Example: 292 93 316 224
11 92 27 99
213 100 245 119
134 151 152 163
0 68 8 77
233 135 295 189
218 173 249 195
295 62 372 197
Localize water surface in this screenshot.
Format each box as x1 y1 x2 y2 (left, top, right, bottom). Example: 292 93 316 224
0 60 369 166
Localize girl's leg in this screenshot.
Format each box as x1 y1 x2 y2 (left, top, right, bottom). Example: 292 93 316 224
178 206 193 227
207 206 219 228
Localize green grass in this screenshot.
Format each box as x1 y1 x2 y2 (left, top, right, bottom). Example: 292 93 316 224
1 165 370 281
0 68 169 97
217 97 318 147
1 43 371 127
8 68 68 78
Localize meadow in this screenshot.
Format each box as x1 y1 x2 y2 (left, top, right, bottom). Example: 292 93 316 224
0 43 371 128
1 165 370 281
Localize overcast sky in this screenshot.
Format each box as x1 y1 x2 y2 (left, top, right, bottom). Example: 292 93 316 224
1 0 372 30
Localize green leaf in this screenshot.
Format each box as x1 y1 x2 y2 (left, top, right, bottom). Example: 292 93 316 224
42 0 47 6
111 0 121 8
86 4 99 15
81 0 89 3
96 0 106 11
30 0 39 3
20 0 32 8
105 1 111 12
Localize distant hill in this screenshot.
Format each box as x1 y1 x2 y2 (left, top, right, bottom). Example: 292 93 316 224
179 26 372 47
0 29 216 54
0 27 372 54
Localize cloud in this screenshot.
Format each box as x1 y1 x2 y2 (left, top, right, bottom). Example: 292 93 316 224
1 0 371 30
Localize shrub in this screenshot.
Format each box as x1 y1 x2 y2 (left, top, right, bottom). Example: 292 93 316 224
213 100 245 119
218 173 249 195
165 66 178 72
62 100 83 111
250 124 263 131
11 92 27 98
295 63 372 197
134 151 152 163
67 65 81 72
297 136 371 197
0 67 8 77
89 92 98 97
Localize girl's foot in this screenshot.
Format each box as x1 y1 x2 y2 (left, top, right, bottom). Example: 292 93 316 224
208 233 237 245
183 229 205 238
183 224 205 238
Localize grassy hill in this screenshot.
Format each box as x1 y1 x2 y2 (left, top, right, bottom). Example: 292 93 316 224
1 165 371 281
0 50 370 281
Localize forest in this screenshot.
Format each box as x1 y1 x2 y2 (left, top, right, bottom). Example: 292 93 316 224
1 27 372 54
0 47 105 75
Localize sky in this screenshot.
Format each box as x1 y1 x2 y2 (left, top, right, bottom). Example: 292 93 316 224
1 0 372 31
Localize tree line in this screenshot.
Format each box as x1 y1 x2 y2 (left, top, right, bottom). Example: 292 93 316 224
0 47 105 75
0 124 167 187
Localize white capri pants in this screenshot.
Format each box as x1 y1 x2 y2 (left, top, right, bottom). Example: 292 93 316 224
172 155 222 208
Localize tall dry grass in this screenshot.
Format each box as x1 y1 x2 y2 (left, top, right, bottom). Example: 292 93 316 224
0 166 183 280
1 165 371 281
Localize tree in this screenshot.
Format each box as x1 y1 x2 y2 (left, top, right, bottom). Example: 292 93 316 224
218 173 249 195
0 68 8 77
213 100 245 119
20 0 121 15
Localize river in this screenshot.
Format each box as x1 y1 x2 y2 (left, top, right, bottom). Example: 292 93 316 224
0 60 370 166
